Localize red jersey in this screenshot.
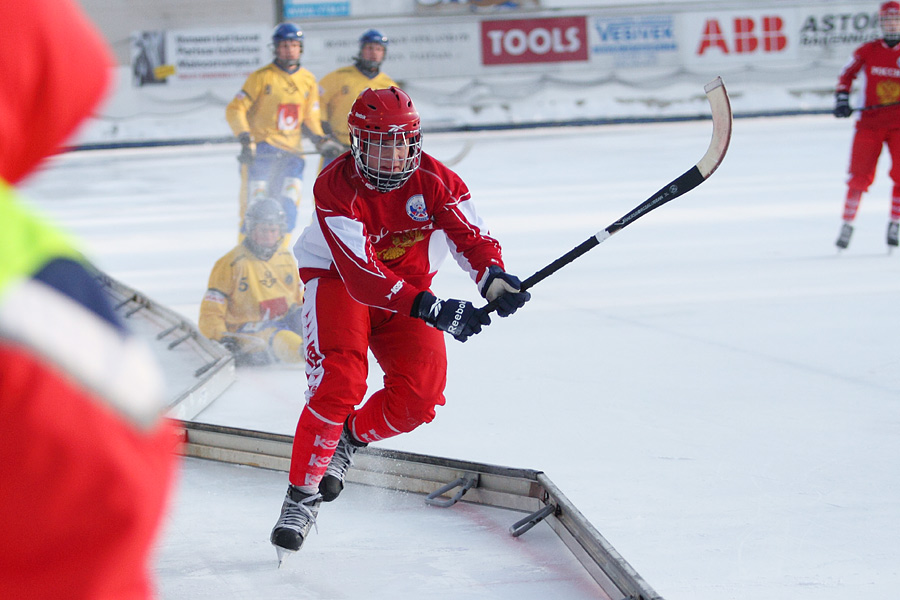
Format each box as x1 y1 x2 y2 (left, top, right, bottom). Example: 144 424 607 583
295 153 504 315
837 38 900 130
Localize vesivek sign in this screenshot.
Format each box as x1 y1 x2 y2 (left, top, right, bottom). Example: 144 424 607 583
592 15 678 57
481 17 589 65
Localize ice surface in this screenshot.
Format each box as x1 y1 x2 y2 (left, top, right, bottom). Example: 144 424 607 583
158 458 601 600
21 114 900 600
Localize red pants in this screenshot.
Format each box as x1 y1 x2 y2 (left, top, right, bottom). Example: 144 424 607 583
843 125 900 221
288 277 447 488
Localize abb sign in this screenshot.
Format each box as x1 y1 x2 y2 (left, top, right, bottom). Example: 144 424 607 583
481 17 589 65
697 16 788 55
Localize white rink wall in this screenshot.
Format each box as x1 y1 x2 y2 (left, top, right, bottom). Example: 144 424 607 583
76 0 877 145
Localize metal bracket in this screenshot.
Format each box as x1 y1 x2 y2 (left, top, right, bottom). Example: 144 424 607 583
424 473 479 508
509 503 556 537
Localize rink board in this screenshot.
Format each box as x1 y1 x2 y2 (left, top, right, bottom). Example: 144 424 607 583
178 420 662 600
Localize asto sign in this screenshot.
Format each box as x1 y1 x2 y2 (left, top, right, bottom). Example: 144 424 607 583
481 16 589 65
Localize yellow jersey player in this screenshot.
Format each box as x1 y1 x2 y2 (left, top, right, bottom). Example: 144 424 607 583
199 198 305 366
317 29 398 168
226 23 342 234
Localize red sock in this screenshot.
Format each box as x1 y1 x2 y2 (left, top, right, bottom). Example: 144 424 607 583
288 406 343 490
842 189 863 222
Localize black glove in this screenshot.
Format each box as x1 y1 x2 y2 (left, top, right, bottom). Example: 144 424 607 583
412 291 491 342
219 335 241 354
834 92 852 118
237 132 254 164
314 136 346 161
479 265 531 318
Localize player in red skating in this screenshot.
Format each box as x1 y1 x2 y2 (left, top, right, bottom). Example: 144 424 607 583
834 1 900 250
269 87 530 563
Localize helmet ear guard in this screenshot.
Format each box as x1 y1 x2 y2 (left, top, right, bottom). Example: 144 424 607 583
348 87 422 193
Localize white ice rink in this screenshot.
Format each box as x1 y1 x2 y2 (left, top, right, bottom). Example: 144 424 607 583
21 113 900 600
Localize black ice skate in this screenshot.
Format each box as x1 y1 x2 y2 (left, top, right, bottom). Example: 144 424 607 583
319 422 367 502
835 222 854 250
887 221 899 249
270 486 322 566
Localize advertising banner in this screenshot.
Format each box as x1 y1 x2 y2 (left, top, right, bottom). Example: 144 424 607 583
589 14 680 69
302 21 481 79
679 5 881 72
679 9 799 68
283 1 350 19
795 5 881 60
480 16 589 65
131 26 269 86
129 4 882 93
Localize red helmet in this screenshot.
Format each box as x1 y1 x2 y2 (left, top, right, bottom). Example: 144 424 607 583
348 87 422 192
881 1 900 39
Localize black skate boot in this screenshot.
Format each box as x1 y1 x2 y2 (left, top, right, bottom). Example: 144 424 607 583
270 485 322 565
887 221 899 248
835 222 853 250
319 421 367 502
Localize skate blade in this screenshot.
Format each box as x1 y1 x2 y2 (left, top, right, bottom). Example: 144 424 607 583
274 545 295 568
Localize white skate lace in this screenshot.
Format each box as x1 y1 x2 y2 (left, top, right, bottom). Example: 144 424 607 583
324 432 360 483
276 492 321 534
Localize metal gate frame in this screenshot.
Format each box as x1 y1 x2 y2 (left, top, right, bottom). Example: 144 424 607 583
180 420 663 600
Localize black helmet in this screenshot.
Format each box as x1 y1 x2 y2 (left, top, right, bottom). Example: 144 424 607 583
244 198 287 259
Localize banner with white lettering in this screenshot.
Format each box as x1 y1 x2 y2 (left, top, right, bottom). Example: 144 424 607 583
480 16 589 65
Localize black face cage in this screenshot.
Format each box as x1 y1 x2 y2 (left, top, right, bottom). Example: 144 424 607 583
244 207 287 260
350 128 422 192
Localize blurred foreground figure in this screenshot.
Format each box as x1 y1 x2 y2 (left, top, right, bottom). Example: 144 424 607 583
0 2 177 599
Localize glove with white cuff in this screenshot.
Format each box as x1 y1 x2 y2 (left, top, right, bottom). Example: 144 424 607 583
479 265 531 318
411 291 491 343
834 92 852 118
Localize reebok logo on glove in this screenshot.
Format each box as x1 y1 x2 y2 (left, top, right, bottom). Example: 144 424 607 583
447 300 468 335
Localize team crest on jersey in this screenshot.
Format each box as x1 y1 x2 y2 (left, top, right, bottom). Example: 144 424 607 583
277 104 300 131
405 194 428 221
